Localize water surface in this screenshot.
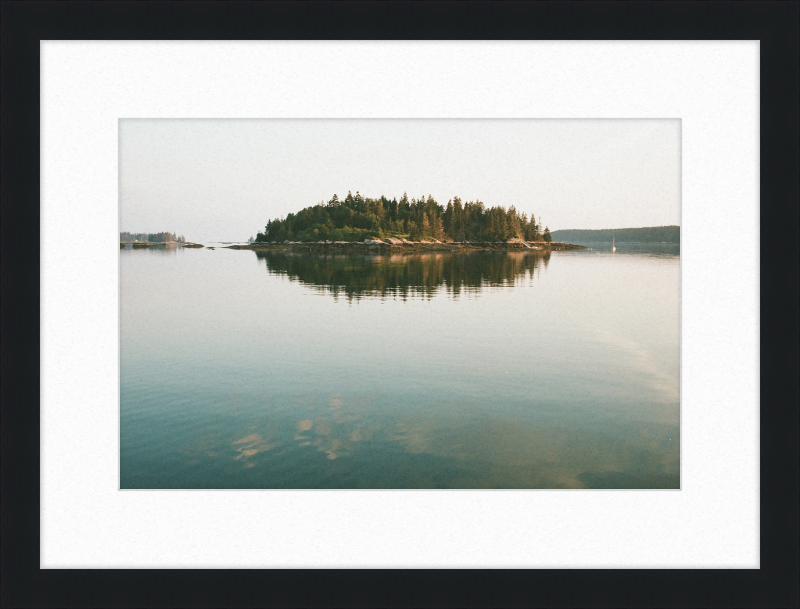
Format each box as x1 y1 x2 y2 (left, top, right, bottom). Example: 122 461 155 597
120 245 680 489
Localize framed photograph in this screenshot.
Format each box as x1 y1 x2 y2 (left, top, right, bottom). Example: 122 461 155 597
2 1 797 607
118 117 681 492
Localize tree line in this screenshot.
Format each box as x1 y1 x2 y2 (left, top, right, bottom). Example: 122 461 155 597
256 192 551 243
120 232 186 243
550 226 679 245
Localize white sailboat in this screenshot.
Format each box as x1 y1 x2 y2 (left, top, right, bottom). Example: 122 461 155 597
612 237 617 252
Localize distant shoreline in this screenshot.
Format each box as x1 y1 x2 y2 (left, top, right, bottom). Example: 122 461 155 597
120 242 203 249
550 225 679 246
225 239 587 252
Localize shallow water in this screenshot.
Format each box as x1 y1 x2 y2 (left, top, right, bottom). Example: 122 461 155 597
120 245 680 489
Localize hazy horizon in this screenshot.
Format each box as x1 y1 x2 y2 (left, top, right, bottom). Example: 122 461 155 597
120 119 680 243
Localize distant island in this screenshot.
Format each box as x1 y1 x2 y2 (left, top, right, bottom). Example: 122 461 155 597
550 226 680 246
239 192 588 251
121 231 186 243
120 231 203 248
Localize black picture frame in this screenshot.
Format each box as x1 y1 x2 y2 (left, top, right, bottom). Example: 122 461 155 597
2 2 798 607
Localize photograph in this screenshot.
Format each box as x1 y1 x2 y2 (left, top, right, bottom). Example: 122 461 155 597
4 0 794 603
119 118 681 489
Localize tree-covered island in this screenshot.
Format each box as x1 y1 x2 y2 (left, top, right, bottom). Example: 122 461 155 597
120 231 186 243
120 232 204 248
255 192 554 244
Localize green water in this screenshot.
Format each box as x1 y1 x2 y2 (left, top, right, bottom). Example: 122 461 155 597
120 245 680 489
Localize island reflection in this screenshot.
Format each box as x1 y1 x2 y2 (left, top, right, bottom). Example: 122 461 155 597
254 250 551 301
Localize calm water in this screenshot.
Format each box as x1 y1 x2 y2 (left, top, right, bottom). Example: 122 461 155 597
120 245 680 489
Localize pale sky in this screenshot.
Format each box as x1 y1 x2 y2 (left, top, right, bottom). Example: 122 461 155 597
119 119 680 242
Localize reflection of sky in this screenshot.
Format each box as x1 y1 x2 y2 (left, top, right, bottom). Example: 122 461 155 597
185 391 679 488
120 247 680 489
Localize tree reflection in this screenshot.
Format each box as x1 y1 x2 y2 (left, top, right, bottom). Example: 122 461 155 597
254 251 551 301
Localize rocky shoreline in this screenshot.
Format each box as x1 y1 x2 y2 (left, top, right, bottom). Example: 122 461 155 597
225 238 586 252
